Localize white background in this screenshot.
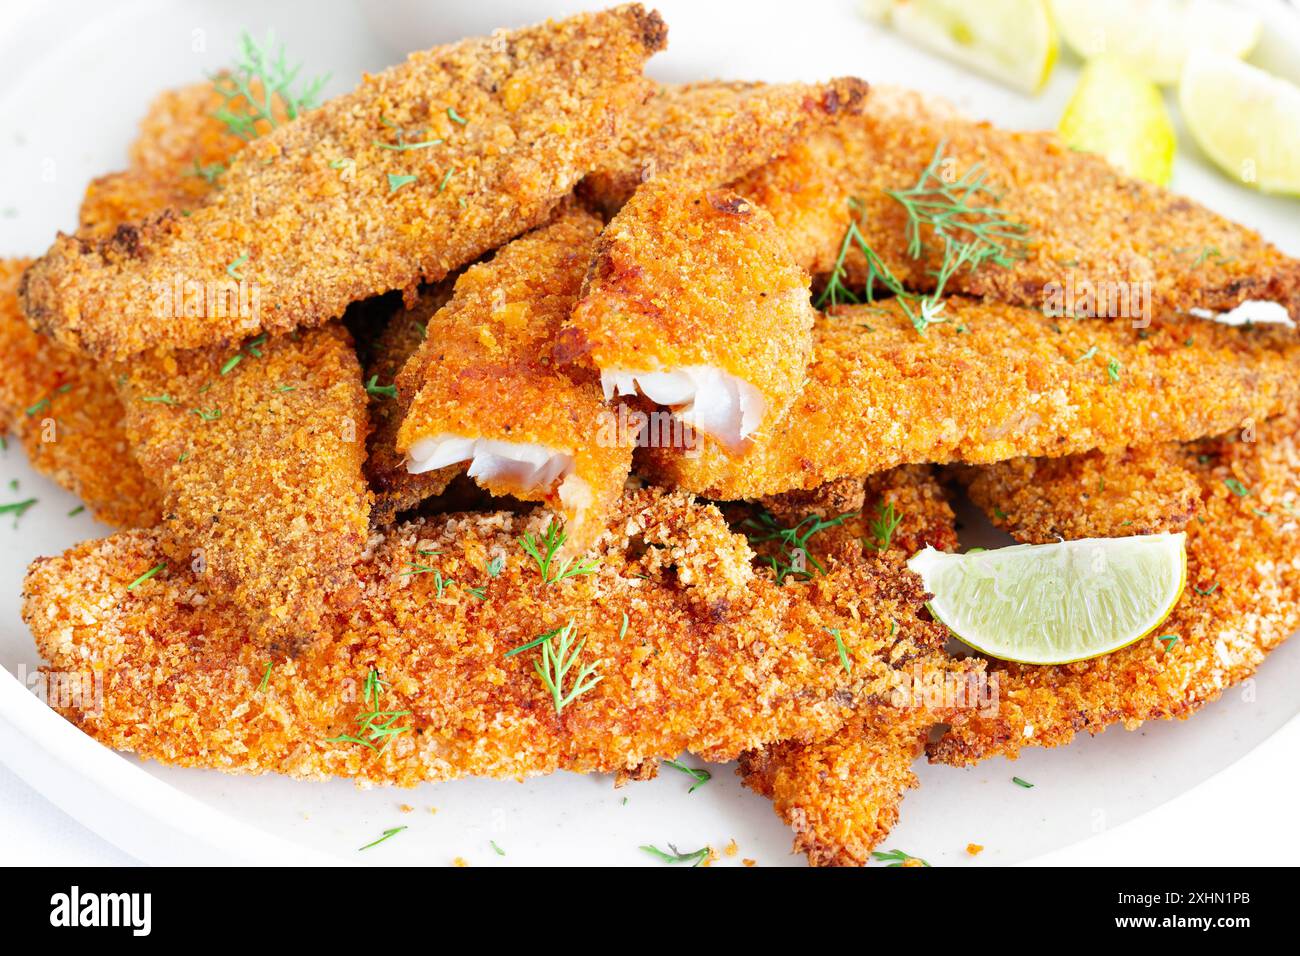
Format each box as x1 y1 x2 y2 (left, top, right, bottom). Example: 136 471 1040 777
0 0 1297 866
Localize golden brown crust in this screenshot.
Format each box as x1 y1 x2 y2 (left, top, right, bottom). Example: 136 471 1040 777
0 259 162 528
24 489 949 784
739 466 966 866
22 5 667 361
639 299 1300 498
364 284 459 525
78 81 250 237
114 325 372 653
570 179 814 445
736 85 1300 319
397 209 633 552
578 77 869 214
959 444 1203 541
931 408 1300 765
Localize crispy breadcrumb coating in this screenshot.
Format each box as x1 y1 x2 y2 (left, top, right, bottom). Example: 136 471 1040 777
364 284 459 525
959 444 1203 541
397 209 633 552
0 259 161 528
578 77 869 214
569 179 814 451
734 86 1300 320
78 82 250 237
22 5 668 361
931 408 1300 765
24 490 946 783
640 299 1300 498
114 325 372 653
740 466 971 866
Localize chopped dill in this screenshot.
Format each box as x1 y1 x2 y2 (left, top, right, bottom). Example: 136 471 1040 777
530 620 602 714
220 354 243 375
325 668 411 752
1224 478 1251 497
188 159 226 184
1193 583 1219 596
0 498 38 525
387 173 418 194
867 500 903 551
358 826 407 851
641 844 711 867
741 508 857 585
141 394 180 406
824 627 853 675
519 521 599 585
126 563 166 591
212 32 329 141
1012 776 1034 789
486 554 505 577
1159 634 1180 651
446 106 468 125
872 848 931 867
258 662 273 691
191 407 222 422
226 253 248 279
664 759 712 793
365 375 398 399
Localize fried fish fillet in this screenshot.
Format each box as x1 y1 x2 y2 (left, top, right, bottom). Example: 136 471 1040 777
569 180 814 452
363 284 460 525
115 326 372 654
735 85 1300 322
931 407 1300 765
78 82 248 237
397 209 633 552
577 77 869 214
24 490 945 784
739 465 974 866
22 5 668 361
0 259 162 528
640 299 1300 499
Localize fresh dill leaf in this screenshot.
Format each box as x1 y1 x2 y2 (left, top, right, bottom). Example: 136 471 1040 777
67 505 85 517
1107 358 1121 382
188 159 226 184
1193 583 1219 596
220 354 243 375
486 554 505 577
871 848 931 867
824 627 853 675
325 668 411 752
641 843 711 867
519 521 599 586
1159 634 1180 651
1224 478 1250 497
741 509 858 585
191 407 222 422
226 253 248 279
531 620 602 714
372 138 443 151
211 32 329 141
867 500 903 551
258 661 272 691
1075 346 1098 363
142 394 180 406
505 626 563 658
126 563 166 590
25 397 50 417
1012 776 1034 789
365 375 398 399
437 168 455 193
387 173 418 194
0 498 38 524
664 759 712 793
446 106 468 125
490 840 505 856
358 826 407 851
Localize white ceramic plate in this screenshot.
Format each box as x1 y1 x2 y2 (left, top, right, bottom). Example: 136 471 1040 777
2 0 1298 866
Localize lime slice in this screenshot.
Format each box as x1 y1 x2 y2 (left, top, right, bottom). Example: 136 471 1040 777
1058 56 1175 185
866 0 1058 94
907 533 1186 664
1051 0 1260 85
1180 52 1300 196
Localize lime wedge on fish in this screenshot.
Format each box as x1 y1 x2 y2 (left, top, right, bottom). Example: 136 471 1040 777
907 533 1187 664
1058 56 1175 185
864 0 1058 94
1051 0 1260 85
1179 51 1300 196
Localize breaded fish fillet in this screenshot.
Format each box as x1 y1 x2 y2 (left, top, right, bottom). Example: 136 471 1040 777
931 408 1300 765
640 299 1300 499
78 82 247 237
397 209 633 552
22 5 668 361
115 326 372 653
0 259 161 528
569 180 815 452
24 490 944 784
577 77 869 214
363 284 459 525
734 86 1300 322
739 465 973 866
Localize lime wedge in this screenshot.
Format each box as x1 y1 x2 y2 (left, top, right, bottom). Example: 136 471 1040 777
1180 52 1300 196
1051 0 1261 85
1058 56 1175 185
907 533 1187 664
866 0 1058 94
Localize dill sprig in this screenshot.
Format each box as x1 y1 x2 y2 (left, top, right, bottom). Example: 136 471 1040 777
824 626 853 675
519 521 599 586
358 826 407 851
872 848 931 867
664 759 712 793
641 844 712 867
0 498 38 526
531 620 602 714
365 375 398 399
325 668 412 752
211 32 329 142
866 500 903 551
741 508 858 585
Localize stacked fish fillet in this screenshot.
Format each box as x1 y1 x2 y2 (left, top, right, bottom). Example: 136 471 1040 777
7 5 1300 866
